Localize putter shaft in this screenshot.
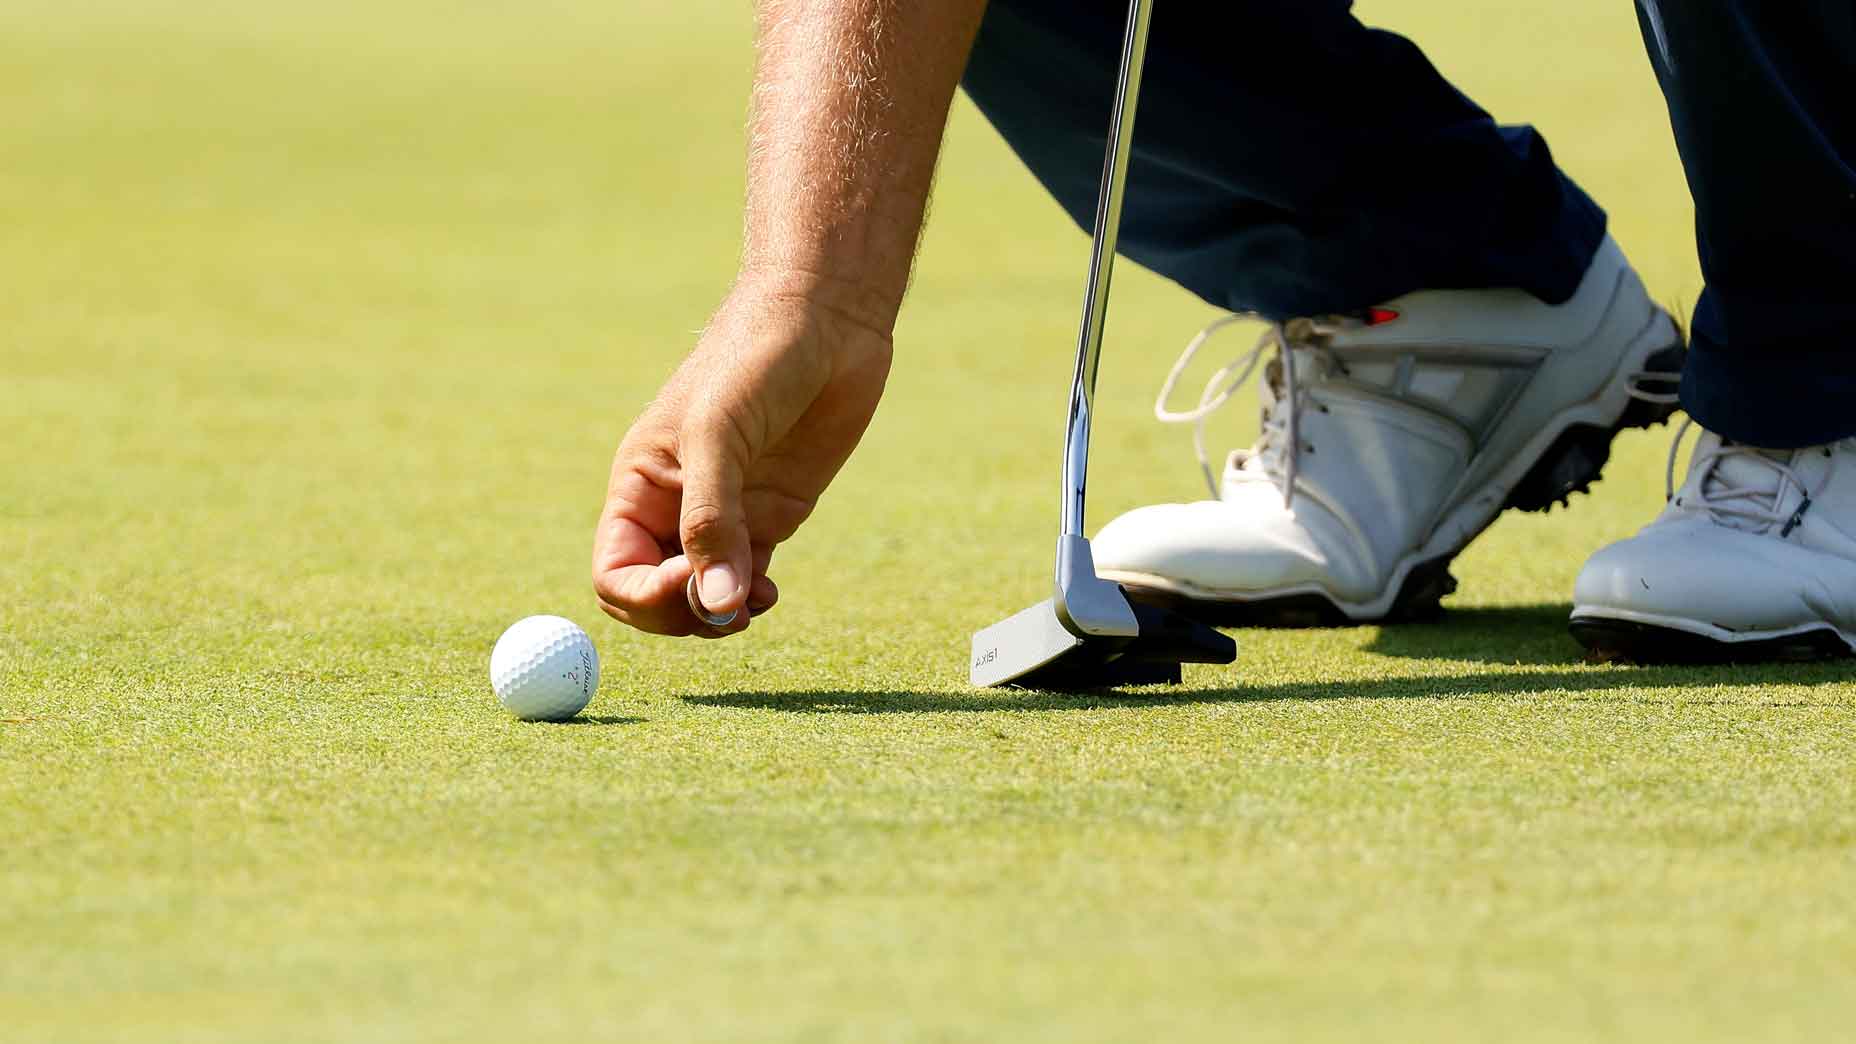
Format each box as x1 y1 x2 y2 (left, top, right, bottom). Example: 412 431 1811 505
970 0 1238 689
1061 0 1154 542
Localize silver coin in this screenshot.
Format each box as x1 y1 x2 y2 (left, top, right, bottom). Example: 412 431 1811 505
686 573 740 628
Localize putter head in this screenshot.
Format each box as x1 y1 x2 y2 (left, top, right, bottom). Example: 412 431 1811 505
970 536 1236 689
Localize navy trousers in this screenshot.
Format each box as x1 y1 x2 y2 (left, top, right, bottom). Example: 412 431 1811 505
961 1 1856 448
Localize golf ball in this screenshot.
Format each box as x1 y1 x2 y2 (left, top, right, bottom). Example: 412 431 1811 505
490 615 599 721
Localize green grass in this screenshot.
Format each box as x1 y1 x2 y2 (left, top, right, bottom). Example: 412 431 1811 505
3 1 1852 1040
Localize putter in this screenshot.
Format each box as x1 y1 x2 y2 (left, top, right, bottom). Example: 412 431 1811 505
969 0 1236 690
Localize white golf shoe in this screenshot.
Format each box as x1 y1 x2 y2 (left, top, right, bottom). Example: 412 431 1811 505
1093 235 1686 624
1571 425 1856 661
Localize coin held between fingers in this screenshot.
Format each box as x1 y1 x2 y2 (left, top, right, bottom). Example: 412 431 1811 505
686 573 741 628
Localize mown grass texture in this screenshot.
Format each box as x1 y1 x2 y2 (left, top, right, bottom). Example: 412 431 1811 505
3 1 1852 1040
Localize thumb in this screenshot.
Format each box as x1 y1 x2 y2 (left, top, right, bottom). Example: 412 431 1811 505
678 414 752 616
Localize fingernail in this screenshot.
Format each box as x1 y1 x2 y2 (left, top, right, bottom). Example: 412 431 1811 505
700 563 740 608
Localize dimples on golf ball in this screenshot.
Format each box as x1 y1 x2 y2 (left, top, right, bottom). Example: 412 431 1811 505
490 616 598 721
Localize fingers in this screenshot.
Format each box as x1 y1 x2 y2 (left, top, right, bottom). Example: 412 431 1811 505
593 556 693 635
592 433 780 639
594 555 756 639
590 472 693 634
677 412 754 619
744 543 779 616
748 573 779 615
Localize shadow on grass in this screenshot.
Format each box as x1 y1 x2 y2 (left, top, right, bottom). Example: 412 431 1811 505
1364 604 1583 666
687 661 1852 716
554 715 648 726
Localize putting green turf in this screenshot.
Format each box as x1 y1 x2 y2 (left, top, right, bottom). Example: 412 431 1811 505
4 1 1853 1039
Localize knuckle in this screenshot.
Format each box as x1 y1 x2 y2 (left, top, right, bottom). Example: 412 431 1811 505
682 401 757 458
593 597 629 624
679 502 732 549
591 572 623 607
594 592 687 637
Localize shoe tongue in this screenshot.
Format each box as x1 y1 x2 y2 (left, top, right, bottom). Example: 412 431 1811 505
1260 356 1281 397
1710 444 1791 490
1701 443 1794 530
1258 348 1317 407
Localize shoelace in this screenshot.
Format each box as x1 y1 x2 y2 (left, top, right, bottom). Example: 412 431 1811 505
1158 315 1697 514
1662 418 1825 536
1154 315 1328 506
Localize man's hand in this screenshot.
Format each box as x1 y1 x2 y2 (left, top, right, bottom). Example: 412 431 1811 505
593 286 892 635
594 0 986 636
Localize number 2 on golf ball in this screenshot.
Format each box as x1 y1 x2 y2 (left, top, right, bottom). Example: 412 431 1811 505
489 616 599 721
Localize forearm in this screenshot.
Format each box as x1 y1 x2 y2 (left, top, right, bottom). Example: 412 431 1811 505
739 0 989 332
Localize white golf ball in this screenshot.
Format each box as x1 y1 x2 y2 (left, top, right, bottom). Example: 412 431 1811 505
490 615 599 721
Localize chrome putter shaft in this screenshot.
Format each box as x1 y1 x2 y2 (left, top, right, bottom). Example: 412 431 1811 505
969 0 1236 690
